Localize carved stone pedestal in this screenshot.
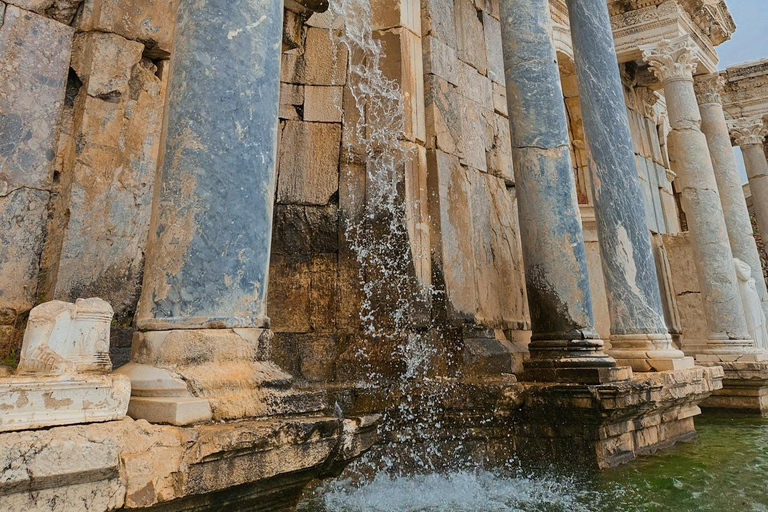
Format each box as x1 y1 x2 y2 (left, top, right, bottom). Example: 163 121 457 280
700 362 768 414
0 298 129 432
116 328 326 425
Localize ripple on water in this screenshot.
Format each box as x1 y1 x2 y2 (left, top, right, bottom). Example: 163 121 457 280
299 414 768 512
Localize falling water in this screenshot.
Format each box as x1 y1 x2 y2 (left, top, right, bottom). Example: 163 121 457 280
296 2 768 511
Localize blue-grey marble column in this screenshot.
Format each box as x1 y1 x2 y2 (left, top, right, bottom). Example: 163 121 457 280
566 0 690 371
136 0 283 331
499 0 624 383
643 37 758 361
696 77 768 319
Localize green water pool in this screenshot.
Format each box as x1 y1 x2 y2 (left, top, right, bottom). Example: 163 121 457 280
300 412 768 512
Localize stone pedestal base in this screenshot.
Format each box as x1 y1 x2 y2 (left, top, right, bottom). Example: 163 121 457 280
522 365 633 384
0 374 130 432
116 328 326 425
0 414 378 512
609 333 694 372
700 361 768 414
514 366 723 468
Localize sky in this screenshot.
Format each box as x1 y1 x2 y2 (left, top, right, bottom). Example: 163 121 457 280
715 0 768 184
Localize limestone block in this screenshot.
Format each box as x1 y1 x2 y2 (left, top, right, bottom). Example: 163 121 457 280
424 75 464 155
492 81 508 116
4 0 82 24
485 113 514 184
423 35 458 86
304 85 343 123
459 96 488 171
421 0 457 48
45 33 165 320
280 83 304 120
75 0 177 57
454 0 487 75
482 11 504 84
371 0 420 34
457 59 493 111
404 143 432 289
268 255 311 333
0 7 72 328
428 150 478 320
374 27 426 143
297 333 338 382
310 254 338 332
277 121 341 205
282 27 348 86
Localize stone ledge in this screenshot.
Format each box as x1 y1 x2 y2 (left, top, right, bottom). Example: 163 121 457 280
700 361 768 414
0 414 378 512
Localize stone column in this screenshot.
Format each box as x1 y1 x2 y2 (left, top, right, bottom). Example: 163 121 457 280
730 117 768 250
695 76 768 318
118 0 288 424
499 0 627 383
642 37 758 360
565 0 691 371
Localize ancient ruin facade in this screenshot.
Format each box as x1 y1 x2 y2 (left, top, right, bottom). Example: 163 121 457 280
0 0 767 510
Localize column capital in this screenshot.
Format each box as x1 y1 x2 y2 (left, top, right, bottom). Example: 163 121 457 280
729 117 767 147
693 72 725 106
641 36 699 85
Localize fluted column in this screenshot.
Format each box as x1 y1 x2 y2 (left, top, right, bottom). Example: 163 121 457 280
730 117 768 251
695 76 768 318
499 0 627 384
565 0 691 371
643 37 759 361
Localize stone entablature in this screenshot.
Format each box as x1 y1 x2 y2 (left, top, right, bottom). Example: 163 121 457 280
721 59 768 122
608 0 732 73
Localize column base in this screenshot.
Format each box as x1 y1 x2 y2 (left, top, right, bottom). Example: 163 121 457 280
522 366 632 384
608 333 694 372
523 337 629 383
0 373 130 432
699 361 768 414
115 328 327 425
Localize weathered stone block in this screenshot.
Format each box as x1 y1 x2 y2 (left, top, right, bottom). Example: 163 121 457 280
454 0 487 75
423 35 459 86
424 74 464 156
458 96 488 171
310 254 338 332
374 27 426 144
457 59 493 110
298 333 338 382
277 121 341 205
492 82 507 116
268 255 311 333
482 11 504 84
485 113 514 185
282 27 348 86
304 85 343 123
75 0 177 57
404 143 432 289
371 0 420 34
45 32 165 320
4 0 82 24
421 0 457 48
0 6 73 345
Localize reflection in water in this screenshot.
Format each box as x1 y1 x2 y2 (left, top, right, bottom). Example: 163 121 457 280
299 414 768 512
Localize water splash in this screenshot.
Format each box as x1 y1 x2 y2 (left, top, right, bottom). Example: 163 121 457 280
324 0 460 475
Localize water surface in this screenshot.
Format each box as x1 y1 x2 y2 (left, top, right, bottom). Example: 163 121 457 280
299 413 768 512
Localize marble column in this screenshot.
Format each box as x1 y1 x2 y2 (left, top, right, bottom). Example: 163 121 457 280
730 117 768 250
695 76 768 318
118 0 286 424
642 37 759 361
565 0 691 371
499 0 627 383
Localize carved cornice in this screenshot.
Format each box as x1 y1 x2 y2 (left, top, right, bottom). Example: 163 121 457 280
720 59 768 121
728 117 768 147
609 0 735 46
694 73 725 105
642 37 699 85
